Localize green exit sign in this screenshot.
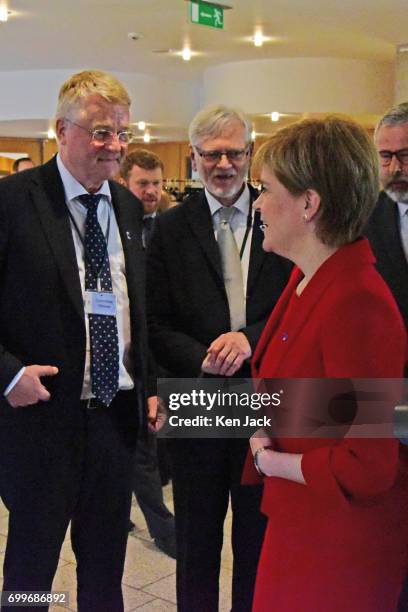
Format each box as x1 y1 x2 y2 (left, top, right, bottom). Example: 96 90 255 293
190 1 224 29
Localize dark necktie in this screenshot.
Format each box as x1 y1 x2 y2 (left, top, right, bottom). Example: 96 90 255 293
79 193 119 406
143 216 155 247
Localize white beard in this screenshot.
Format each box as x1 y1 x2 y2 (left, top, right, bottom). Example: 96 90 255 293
385 185 408 204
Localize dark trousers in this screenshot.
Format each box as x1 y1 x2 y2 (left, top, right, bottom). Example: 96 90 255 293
0 392 137 612
133 432 174 540
170 438 266 612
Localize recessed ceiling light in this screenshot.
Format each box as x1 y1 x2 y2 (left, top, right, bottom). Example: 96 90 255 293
253 31 264 47
271 112 280 122
0 6 11 22
182 47 192 61
143 132 151 143
137 121 146 131
47 128 56 140
398 43 408 53
251 130 256 141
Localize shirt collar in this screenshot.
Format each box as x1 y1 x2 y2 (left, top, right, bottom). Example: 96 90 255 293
397 201 408 220
205 184 250 218
56 154 112 204
143 211 157 220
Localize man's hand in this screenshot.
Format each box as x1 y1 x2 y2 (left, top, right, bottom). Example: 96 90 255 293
6 365 59 408
147 395 167 433
201 332 252 376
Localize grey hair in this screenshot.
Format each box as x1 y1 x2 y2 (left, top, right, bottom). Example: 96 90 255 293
374 102 408 139
188 104 252 146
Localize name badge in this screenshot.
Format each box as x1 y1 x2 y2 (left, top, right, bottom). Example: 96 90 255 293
85 291 117 316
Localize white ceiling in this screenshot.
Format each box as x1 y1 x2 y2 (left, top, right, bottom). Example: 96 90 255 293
0 0 406 140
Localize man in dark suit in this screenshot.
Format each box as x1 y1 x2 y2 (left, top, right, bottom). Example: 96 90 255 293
366 101 408 330
367 102 408 612
147 105 291 611
119 149 164 247
0 70 156 612
119 149 176 559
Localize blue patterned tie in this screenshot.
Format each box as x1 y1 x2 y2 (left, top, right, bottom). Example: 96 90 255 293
79 193 119 406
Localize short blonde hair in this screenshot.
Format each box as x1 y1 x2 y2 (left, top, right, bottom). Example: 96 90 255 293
56 70 131 119
254 116 379 247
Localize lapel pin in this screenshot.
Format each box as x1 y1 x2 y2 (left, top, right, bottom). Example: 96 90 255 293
126 231 131 240
281 332 289 342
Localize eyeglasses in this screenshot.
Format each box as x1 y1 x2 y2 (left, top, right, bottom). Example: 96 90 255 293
65 119 134 144
378 148 408 167
194 146 250 163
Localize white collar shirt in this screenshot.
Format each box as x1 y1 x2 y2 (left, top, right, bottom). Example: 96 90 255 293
57 154 134 398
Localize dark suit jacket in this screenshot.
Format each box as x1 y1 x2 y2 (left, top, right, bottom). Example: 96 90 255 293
146 186 291 377
365 191 408 330
0 156 151 434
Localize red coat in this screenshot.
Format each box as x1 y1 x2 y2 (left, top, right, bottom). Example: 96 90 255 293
244 239 408 612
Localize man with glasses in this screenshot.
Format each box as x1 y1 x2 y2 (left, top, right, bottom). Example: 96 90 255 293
147 105 291 611
367 103 408 331
367 103 408 612
0 70 156 611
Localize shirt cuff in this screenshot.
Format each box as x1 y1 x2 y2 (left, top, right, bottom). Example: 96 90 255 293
4 367 26 396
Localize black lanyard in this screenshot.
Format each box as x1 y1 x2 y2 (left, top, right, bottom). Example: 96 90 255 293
239 193 254 260
68 203 112 281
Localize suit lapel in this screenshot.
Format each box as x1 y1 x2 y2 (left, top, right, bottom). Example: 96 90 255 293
252 270 300 374
29 157 84 320
253 240 375 374
183 191 223 281
110 181 144 302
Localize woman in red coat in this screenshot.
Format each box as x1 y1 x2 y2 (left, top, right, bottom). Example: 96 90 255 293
245 117 408 611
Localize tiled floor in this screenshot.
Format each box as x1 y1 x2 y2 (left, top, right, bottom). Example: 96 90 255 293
0 485 234 611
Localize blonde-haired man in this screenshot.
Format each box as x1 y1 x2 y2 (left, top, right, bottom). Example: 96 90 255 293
0 70 156 611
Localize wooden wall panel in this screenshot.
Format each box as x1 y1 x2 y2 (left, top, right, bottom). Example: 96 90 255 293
0 137 43 168
43 139 58 161
179 142 191 180
128 142 183 179
0 156 14 174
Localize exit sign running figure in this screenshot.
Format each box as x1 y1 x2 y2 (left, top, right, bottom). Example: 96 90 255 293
190 1 224 29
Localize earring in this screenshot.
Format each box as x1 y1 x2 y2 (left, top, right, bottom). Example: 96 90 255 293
303 213 309 222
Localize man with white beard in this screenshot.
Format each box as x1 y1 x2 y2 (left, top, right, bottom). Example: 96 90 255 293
366 102 408 331
367 102 408 612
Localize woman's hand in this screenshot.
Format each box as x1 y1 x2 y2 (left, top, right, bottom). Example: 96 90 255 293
250 427 273 455
249 428 305 483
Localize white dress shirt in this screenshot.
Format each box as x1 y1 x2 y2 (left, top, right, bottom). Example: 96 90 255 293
58 155 134 398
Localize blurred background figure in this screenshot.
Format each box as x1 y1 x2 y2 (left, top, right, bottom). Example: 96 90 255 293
119 149 163 247
119 148 176 559
12 156 34 173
